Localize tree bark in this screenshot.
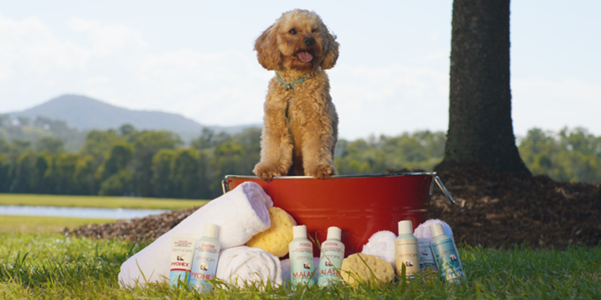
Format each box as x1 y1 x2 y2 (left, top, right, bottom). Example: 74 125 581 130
435 0 530 174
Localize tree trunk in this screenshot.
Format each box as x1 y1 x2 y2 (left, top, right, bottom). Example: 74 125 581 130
435 0 530 174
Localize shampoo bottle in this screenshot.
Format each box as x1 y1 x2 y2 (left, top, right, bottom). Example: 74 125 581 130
429 223 466 284
189 224 221 292
289 225 316 289
317 226 345 287
394 220 421 279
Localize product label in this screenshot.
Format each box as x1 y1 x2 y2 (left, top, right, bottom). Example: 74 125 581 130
317 241 344 287
189 240 220 292
431 238 466 283
289 241 316 289
395 239 421 279
417 239 437 272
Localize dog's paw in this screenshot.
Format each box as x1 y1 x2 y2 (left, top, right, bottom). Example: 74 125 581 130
306 164 335 179
253 162 284 182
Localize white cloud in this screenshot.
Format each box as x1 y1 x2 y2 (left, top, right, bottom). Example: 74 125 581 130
2 12 598 141
512 77 601 136
0 13 271 126
329 65 450 139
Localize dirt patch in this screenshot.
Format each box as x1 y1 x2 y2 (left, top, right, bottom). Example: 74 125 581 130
64 206 199 243
65 166 601 249
429 165 601 249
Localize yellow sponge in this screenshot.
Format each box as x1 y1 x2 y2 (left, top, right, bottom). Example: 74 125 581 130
247 207 297 257
340 253 394 286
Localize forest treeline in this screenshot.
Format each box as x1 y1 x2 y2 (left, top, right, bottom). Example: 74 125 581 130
0 122 600 199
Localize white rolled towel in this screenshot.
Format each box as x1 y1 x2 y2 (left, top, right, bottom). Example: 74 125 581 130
413 219 454 243
361 230 397 268
217 246 282 288
118 182 273 287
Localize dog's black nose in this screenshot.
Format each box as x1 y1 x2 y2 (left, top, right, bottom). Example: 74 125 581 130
303 37 315 47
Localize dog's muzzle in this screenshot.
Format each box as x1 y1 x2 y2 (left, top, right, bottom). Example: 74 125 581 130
303 37 315 47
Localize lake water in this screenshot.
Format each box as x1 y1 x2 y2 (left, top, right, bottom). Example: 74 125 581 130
0 205 169 219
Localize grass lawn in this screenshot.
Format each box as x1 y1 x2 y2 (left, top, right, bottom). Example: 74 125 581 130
1 232 600 299
0 194 209 210
0 215 116 234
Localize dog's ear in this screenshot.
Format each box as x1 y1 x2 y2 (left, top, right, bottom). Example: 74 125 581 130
320 25 339 70
254 24 281 70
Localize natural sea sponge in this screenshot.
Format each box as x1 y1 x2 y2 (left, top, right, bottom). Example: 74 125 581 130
340 253 395 286
247 207 296 257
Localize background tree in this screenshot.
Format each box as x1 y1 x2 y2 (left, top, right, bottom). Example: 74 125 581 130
0 154 12 192
10 153 35 193
435 0 530 174
96 143 133 183
131 131 182 197
73 155 99 195
35 137 65 154
151 149 176 198
170 148 201 199
50 153 78 195
32 153 52 193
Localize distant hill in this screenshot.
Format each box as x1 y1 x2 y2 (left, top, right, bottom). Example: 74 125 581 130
9 95 260 141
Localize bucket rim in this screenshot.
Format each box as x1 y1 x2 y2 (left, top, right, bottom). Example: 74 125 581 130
224 171 436 181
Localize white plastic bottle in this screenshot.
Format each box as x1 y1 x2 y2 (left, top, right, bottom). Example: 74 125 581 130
189 224 221 292
288 225 316 289
394 220 421 279
429 223 466 284
317 226 345 287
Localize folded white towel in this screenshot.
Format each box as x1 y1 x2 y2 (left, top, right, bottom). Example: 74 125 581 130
280 257 320 284
361 230 397 268
118 182 273 287
216 246 282 288
413 219 454 243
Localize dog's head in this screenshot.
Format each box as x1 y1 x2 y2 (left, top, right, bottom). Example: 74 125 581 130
254 9 339 72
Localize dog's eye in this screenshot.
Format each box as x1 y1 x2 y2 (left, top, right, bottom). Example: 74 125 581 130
311 28 317 33
289 28 297 34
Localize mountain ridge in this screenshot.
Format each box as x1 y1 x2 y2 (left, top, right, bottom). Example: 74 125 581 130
9 94 260 141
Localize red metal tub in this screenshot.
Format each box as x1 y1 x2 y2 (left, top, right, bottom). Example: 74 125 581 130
222 173 454 257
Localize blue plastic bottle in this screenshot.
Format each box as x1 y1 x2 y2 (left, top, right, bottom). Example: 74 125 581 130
429 223 466 284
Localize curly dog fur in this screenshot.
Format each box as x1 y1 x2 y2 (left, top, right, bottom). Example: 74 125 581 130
253 9 339 181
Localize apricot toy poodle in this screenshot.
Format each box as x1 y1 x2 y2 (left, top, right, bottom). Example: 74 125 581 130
253 9 339 181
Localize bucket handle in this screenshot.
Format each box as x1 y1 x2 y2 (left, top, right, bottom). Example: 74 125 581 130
434 175 456 205
221 179 230 194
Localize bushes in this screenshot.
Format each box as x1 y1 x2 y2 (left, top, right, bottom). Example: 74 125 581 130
0 125 599 199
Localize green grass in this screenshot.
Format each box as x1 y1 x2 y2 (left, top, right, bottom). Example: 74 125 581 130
0 194 209 210
1 232 600 299
0 215 116 234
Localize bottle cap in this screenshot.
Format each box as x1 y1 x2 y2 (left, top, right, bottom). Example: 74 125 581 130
293 225 307 239
326 226 341 240
398 220 413 235
429 223 445 238
203 223 219 238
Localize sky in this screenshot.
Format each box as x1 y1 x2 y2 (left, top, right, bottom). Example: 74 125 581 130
0 0 599 140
